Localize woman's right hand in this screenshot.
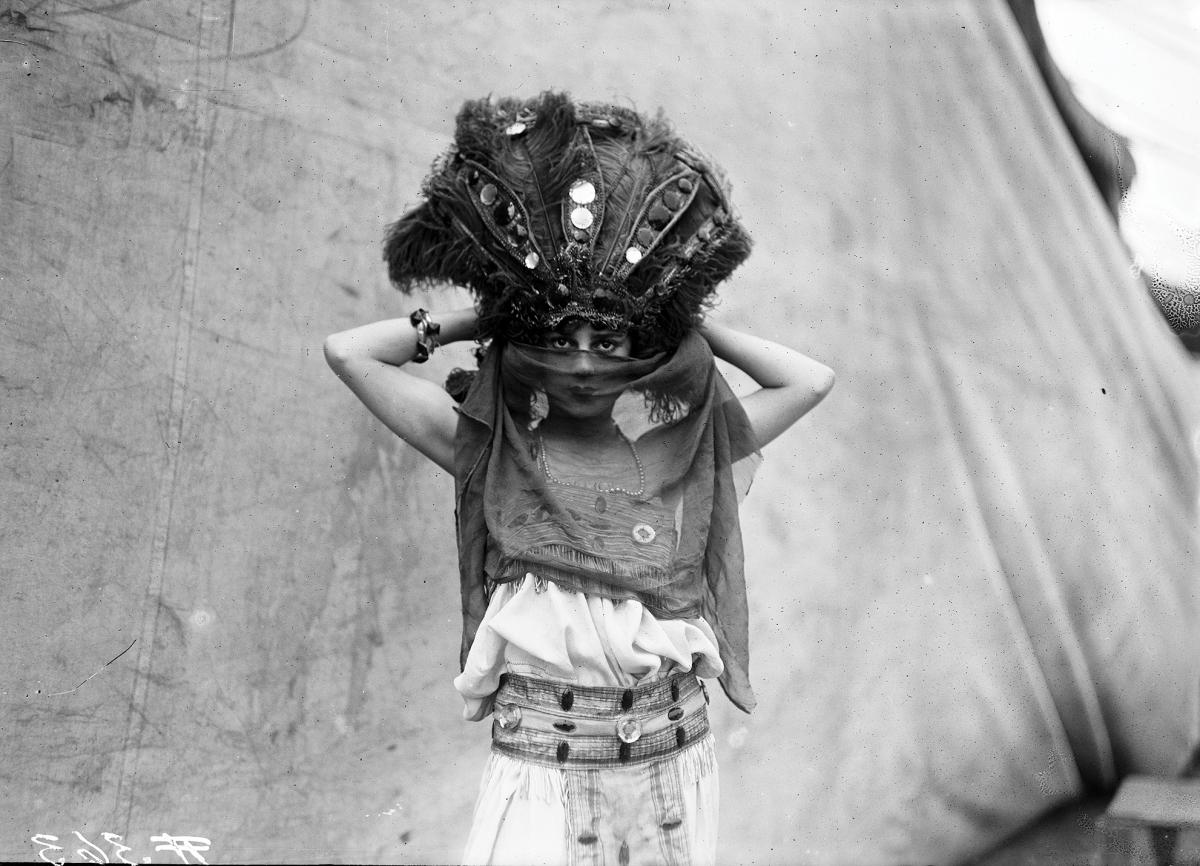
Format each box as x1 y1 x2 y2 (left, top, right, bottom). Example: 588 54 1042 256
323 307 479 472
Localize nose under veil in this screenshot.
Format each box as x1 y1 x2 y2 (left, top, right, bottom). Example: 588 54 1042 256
454 332 763 712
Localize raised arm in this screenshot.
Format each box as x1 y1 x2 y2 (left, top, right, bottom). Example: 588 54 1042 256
698 321 835 448
323 307 479 472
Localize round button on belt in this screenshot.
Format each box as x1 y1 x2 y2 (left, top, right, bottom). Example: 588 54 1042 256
615 717 642 744
495 704 522 730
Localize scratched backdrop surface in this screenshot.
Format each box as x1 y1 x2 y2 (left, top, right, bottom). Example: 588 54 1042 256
2 1 1199 864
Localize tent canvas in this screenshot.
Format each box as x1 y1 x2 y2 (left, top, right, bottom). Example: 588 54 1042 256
2 1 1197 862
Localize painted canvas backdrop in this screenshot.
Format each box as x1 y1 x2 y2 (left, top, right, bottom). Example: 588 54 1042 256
2 1 1198 863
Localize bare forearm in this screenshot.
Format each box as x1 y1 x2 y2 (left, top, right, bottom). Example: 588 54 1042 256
322 308 470 472
698 321 832 391
324 307 478 369
698 320 834 447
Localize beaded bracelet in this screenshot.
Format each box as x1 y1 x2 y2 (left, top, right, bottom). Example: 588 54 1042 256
408 308 441 363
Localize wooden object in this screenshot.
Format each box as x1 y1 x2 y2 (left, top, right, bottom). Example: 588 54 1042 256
1103 776 1200 866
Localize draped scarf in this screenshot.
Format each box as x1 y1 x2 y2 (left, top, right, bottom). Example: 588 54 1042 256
453 331 762 712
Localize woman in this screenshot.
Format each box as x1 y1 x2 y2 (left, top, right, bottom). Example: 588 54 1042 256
324 92 834 865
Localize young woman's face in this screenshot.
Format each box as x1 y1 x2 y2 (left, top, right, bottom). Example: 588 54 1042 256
542 322 633 357
538 321 632 421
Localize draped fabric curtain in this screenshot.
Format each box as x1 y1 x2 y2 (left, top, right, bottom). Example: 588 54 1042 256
2 1 1196 863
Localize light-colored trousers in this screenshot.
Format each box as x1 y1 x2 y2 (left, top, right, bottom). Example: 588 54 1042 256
463 734 719 866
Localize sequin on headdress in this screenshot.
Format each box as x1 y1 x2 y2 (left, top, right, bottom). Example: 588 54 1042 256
383 91 752 350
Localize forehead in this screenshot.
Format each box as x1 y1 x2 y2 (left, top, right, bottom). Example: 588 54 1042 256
546 321 628 339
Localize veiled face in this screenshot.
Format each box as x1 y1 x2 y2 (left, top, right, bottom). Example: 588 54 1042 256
541 321 633 357
538 322 632 421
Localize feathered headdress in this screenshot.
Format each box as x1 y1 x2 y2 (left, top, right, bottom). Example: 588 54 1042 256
384 91 752 352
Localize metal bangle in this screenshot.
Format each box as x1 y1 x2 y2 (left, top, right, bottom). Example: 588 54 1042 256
408 308 441 363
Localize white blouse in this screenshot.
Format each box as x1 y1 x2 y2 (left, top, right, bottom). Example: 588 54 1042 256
453 572 725 721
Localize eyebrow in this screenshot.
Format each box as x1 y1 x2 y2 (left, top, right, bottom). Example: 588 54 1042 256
546 329 628 340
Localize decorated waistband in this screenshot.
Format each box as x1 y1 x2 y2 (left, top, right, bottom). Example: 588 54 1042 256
490 671 710 769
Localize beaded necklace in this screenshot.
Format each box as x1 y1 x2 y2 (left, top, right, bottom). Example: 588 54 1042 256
537 425 646 498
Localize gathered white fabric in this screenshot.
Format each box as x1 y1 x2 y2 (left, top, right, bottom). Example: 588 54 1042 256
454 573 725 722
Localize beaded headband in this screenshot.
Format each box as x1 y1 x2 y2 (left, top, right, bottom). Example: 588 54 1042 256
384 92 752 349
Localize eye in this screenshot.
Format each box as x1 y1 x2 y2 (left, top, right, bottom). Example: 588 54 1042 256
545 334 572 350
592 334 629 354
